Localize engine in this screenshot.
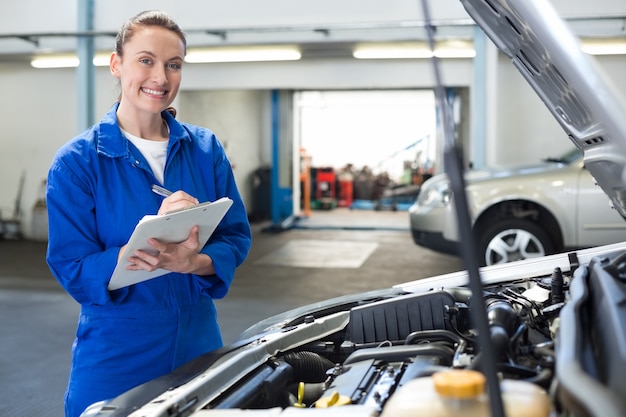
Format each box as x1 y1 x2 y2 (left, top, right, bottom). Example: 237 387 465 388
207 267 567 414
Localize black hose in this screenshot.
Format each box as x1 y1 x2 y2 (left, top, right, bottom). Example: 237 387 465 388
343 343 455 366
282 351 336 383
551 267 565 303
405 329 462 345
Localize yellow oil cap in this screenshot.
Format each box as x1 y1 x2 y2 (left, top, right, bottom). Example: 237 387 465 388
314 391 352 408
432 370 486 399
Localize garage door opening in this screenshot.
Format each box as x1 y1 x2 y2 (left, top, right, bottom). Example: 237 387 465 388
293 89 437 218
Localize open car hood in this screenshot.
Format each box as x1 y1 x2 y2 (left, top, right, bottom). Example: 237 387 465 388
460 0 626 219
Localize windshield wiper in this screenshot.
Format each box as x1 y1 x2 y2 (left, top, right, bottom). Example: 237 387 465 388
543 157 567 163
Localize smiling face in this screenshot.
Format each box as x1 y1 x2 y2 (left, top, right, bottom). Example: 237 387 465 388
110 25 185 118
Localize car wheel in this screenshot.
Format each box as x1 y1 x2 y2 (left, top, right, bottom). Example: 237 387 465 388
477 219 554 266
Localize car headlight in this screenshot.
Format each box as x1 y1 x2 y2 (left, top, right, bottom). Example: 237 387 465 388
417 178 451 207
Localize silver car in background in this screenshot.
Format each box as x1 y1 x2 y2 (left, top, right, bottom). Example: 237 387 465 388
409 148 626 265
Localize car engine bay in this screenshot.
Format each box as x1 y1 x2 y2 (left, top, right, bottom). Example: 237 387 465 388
185 249 625 417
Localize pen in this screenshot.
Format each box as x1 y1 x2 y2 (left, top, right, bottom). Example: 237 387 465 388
151 184 173 197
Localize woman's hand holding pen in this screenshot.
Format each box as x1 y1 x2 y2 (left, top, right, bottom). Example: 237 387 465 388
154 187 199 215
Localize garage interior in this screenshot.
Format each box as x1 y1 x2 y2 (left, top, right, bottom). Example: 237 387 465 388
1 0 625 416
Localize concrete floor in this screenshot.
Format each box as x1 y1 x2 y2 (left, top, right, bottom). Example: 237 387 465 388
0 208 465 417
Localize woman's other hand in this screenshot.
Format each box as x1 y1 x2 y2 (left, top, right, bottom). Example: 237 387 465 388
124 226 216 276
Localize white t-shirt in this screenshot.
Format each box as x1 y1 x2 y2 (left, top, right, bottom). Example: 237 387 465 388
122 128 169 185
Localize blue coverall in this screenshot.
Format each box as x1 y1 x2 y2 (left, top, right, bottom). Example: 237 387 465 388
46 104 252 417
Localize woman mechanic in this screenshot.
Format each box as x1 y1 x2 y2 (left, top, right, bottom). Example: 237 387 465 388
46 10 252 417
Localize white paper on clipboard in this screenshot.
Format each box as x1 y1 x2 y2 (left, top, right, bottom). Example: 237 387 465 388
108 197 233 290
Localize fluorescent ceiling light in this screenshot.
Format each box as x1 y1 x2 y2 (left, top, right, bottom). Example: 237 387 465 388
28 38 625 69
353 41 476 59
581 39 626 55
33 47 301 68
354 46 433 59
434 48 476 58
31 52 112 68
31 55 79 68
185 46 301 63
92 53 112 66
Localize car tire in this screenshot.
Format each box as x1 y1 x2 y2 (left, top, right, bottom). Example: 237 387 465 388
476 219 555 266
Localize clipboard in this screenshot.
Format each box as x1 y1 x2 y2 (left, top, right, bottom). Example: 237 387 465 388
108 197 233 290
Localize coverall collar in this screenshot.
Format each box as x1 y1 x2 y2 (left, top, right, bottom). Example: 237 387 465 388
95 103 191 158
